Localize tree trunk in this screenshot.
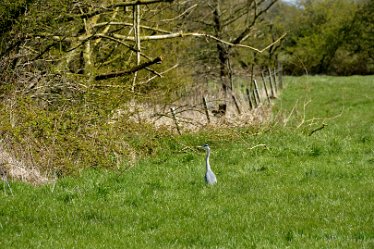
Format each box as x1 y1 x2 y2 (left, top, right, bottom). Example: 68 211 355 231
213 1 231 95
83 14 99 83
132 4 141 92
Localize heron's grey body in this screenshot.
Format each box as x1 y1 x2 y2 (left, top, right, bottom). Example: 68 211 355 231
202 144 217 185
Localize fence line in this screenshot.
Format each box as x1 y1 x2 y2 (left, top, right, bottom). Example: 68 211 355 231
143 64 284 134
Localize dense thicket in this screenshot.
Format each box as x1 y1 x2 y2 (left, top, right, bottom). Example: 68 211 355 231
0 0 282 176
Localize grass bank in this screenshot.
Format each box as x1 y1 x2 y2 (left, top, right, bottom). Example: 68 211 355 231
1 75 374 248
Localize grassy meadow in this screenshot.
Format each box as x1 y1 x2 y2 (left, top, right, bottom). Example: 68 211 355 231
1 76 374 248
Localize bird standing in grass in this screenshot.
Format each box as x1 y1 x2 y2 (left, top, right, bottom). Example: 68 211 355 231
201 144 217 185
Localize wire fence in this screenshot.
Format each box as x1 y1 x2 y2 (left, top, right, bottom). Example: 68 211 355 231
127 63 284 133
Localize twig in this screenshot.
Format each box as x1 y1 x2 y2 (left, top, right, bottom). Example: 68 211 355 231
64 0 175 20
300 109 343 128
296 99 312 128
323 110 344 122
283 99 298 127
93 34 152 60
138 63 179 85
160 4 198 22
178 146 198 153
309 123 328 136
249 144 268 150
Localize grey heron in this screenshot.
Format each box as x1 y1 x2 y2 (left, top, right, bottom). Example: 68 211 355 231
201 144 217 185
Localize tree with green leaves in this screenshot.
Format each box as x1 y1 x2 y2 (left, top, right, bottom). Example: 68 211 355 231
279 0 373 75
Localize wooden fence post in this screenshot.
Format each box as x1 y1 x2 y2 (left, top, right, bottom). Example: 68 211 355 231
252 89 258 108
267 66 276 98
202 96 211 124
278 62 283 89
250 63 254 86
246 88 253 110
170 107 181 135
273 67 278 94
253 79 261 104
261 71 271 104
231 94 241 114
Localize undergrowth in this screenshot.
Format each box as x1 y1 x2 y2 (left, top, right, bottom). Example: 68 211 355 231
0 75 271 180
0 66 190 179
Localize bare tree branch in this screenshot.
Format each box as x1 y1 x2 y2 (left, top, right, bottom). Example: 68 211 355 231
222 3 254 27
95 56 162 81
66 0 175 20
232 0 279 45
106 31 287 53
139 63 179 85
93 34 152 60
93 22 171 34
160 4 197 22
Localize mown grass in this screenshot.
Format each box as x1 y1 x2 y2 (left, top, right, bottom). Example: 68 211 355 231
1 76 374 248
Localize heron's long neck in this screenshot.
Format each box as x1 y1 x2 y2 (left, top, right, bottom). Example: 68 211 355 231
205 149 211 171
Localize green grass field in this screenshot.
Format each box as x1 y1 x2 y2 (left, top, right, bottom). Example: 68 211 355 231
1 76 374 248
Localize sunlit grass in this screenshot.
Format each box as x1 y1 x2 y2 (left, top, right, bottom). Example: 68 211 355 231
1 75 374 248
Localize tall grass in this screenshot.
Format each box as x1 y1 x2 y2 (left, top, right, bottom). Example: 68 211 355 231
1 76 374 248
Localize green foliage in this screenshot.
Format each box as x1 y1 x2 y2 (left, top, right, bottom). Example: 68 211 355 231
330 0 374 75
0 0 198 177
1 76 374 248
0 83 164 176
278 0 373 75
0 0 29 33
